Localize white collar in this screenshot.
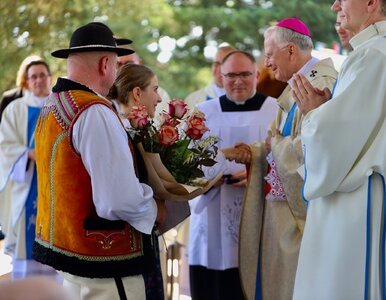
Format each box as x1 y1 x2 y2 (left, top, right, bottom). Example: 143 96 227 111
288 56 320 88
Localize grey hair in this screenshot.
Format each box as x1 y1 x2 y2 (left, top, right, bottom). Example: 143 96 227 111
264 26 313 51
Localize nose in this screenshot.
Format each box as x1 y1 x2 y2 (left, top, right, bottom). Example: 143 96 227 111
264 58 271 69
233 76 243 84
331 0 341 12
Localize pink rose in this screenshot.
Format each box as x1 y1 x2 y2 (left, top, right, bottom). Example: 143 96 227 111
128 105 149 129
161 112 181 127
185 111 209 140
168 99 188 119
158 124 179 146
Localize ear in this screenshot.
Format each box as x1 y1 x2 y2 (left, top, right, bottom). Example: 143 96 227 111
288 43 295 55
98 56 109 76
367 0 380 13
132 86 142 103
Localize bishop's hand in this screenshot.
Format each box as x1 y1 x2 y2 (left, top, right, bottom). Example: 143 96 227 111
292 73 332 115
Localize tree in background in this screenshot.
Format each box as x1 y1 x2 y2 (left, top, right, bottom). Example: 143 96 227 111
0 0 336 99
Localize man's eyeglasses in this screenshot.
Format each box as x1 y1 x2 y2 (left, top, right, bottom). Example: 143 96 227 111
222 71 254 80
28 73 50 81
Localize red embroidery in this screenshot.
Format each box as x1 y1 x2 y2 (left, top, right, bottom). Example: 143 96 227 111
264 152 287 201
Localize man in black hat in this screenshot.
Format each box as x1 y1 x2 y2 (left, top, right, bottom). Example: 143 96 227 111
32 22 166 300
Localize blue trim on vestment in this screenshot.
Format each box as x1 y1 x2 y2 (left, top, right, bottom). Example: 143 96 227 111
24 106 40 259
381 175 386 300
300 145 308 204
331 79 338 97
254 238 263 300
205 95 213 101
364 175 372 300
282 103 297 137
27 107 40 148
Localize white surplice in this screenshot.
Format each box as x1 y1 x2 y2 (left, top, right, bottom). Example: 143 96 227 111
0 92 45 258
188 96 278 270
293 21 386 300
184 82 225 111
0 92 60 280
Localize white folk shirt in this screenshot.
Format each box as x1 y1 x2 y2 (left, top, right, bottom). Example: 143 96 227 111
293 21 386 300
72 104 157 234
188 95 278 270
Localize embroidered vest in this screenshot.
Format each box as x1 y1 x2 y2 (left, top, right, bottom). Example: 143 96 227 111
32 90 155 278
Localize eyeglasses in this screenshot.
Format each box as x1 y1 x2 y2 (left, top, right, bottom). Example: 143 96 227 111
222 71 254 80
28 73 50 81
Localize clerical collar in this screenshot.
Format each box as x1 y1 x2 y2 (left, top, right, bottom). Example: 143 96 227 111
219 92 267 112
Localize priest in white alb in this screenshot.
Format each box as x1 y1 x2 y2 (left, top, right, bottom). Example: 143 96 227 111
292 0 386 298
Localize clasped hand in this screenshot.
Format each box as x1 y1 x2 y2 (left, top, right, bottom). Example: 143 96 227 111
292 73 332 115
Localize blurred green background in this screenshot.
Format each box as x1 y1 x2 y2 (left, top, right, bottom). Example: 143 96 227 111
0 0 337 99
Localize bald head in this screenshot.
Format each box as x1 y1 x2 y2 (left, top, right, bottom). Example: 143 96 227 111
67 51 118 96
212 45 236 87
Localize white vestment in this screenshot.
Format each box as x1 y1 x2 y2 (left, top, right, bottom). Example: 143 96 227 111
184 82 225 111
0 92 44 258
0 92 59 279
188 95 277 270
293 21 386 300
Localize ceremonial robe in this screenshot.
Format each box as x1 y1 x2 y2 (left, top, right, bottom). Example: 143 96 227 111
293 21 386 300
0 92 51 278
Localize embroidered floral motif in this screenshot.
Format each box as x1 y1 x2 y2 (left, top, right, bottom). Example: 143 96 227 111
264 152 287 201
222 195 243 243
85 230 127 250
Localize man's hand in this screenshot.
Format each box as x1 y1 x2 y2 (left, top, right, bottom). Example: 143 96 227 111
28 149 36 161
229 169 247 187
292 73 332 115
222 143 251 164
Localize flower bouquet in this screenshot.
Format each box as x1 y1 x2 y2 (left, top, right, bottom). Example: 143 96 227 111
128 99 223 203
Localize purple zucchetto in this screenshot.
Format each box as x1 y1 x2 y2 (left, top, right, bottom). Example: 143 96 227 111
275 18 311 37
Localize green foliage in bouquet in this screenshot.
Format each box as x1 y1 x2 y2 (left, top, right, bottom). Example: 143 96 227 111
128 100 219 185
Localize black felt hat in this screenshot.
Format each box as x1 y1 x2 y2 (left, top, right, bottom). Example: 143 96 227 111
115 37 133 46
51 22 134 59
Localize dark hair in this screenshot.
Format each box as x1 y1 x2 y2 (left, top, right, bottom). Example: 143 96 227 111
221 50 256 65
25 60 51 77
108 64 155 104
